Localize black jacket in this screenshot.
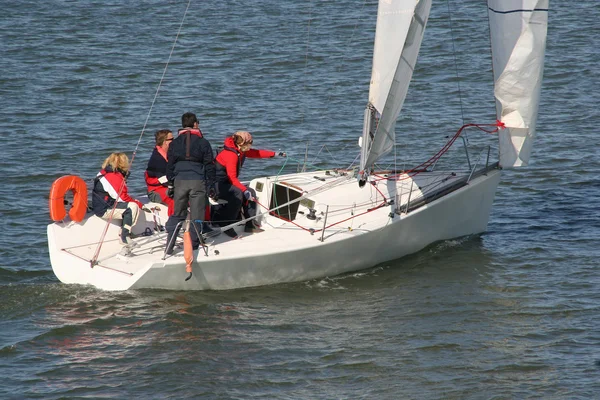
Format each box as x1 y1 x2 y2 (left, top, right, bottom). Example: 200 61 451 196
145 147 168 190
166 128 216 186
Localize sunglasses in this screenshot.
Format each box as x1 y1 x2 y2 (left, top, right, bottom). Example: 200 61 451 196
165 138 174 141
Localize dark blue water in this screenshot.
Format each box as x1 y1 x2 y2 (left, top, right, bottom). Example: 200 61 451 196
1 1 599 398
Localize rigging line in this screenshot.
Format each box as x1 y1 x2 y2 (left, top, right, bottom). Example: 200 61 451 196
308 0 369 126
307 140 360 171
486 3 497 122
130 0 192 167
90 0 192 267
446 0 466 128
309 144 341 168
309 144 327 167
371 122 502 183
323 146 340 167
300 0 313 126
295 0 368 171
346 152 360 170
269 154 291 212
394 127 398 179
322 184 388 231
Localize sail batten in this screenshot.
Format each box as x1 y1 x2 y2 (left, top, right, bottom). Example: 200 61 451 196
488 7 549 14
488 0 549 167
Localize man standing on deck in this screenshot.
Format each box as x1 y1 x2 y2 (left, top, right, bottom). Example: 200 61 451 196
164 112 216 254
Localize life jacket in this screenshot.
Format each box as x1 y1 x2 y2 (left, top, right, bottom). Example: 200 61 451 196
92 170 114 215
178 128 204 163
91 166 128 216
215 141 245 183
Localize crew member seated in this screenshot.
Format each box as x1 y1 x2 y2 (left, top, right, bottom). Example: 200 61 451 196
145 129 175 216
92 152 144 253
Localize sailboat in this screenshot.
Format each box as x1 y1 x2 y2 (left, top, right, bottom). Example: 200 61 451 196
47 0 549 291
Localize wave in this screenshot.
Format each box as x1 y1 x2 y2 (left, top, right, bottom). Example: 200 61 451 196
0 267 54 285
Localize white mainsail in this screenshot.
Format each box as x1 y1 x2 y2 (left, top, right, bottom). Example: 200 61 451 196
359 0 432 177
488 0 549 167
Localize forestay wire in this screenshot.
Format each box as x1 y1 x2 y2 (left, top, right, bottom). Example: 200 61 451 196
298 0 369 167
90 0 193 267
445 0 466 127
129 0 193 168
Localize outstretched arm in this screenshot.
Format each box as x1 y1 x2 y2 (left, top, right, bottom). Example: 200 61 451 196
245 148 276 159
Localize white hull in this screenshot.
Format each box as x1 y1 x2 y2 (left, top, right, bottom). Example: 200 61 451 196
48 167 501 291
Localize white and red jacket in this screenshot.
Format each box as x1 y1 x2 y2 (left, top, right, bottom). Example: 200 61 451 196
92 166 142 216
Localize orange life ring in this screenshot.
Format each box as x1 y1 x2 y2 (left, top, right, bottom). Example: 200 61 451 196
49 175 88 222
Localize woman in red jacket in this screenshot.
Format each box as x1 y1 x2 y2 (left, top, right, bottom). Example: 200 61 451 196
92 152 143 247
213 131 284 237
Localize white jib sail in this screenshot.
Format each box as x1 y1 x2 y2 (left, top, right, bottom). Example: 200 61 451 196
360 0 432 174
488 0 549 167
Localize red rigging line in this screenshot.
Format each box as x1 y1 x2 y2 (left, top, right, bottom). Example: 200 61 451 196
250 121 504 235
373 121 505 182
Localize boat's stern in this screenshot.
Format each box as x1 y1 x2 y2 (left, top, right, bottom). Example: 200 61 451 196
47 202 170 290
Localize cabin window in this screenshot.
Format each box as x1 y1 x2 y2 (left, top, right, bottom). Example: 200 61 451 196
269 183 302 221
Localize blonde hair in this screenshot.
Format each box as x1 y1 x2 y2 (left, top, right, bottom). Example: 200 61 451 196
102 152 130 173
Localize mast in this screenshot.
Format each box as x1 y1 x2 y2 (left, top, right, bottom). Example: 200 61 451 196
359 0 432 184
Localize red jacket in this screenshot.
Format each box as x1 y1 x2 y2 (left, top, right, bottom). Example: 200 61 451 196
215 136 275 191
145 146 174 215
145 146 168 191
92 166 143 216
